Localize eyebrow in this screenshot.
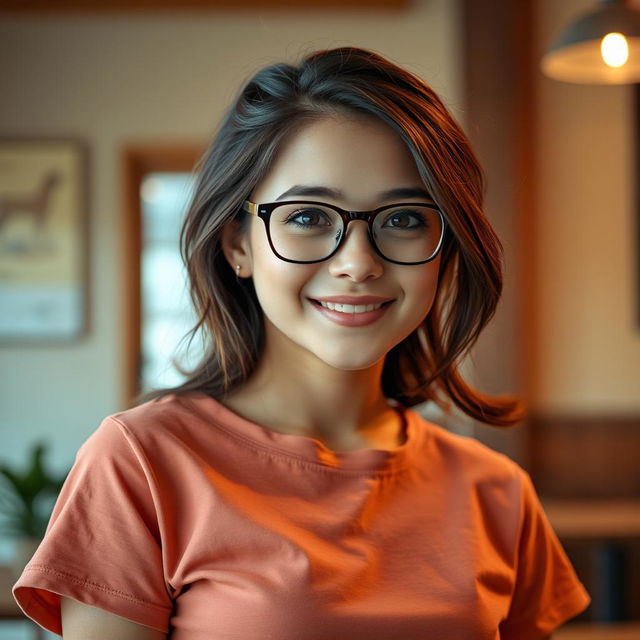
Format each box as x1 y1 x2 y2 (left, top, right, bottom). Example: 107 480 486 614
275 185 434 203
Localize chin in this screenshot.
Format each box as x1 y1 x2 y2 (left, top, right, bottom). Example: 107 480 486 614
315 349 386 372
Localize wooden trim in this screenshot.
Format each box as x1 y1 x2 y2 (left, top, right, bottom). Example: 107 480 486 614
554 623 640 640
529 414 640 499
513 0 538 410
542 499 640 539
120 143 203 409
636 85 640 327
461 0 536 464
512 0 539 470
0 0 409 12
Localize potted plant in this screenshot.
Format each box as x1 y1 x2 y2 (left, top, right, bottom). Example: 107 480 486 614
0 442 68 577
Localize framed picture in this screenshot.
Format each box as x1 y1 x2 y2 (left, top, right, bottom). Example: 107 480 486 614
0 138 89 342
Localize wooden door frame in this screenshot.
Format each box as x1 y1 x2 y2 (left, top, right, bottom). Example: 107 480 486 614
121 143 204 408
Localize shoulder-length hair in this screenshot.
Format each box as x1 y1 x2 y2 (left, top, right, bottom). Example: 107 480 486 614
136 46 523 427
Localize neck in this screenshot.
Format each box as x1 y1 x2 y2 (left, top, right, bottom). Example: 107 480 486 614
222 335 401 451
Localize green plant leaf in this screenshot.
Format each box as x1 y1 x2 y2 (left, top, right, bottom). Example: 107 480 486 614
0 442 70 538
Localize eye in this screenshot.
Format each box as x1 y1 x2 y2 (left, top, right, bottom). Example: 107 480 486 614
382 209 427 229
285 208 332 227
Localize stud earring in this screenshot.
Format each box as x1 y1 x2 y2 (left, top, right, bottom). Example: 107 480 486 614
235 264 242 278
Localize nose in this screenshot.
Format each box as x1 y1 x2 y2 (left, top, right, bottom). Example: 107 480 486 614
327 220 384 282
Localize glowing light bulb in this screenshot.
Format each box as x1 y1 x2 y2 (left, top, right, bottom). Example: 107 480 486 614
601 32 629 68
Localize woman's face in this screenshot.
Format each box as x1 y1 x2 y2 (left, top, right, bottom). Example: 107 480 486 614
223 113 442 373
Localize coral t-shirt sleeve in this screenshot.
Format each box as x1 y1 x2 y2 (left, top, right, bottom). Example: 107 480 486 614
499 469 590 640
12 416 173 636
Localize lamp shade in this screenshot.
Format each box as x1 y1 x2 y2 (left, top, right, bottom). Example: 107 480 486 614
541 0 640 84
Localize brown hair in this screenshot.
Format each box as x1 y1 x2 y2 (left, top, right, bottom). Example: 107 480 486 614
136 46 524 427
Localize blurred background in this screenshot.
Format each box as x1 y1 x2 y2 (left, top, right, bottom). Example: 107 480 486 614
0 0 638 638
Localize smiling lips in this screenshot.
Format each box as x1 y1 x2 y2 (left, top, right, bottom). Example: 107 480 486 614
309 296 394 327
319 301 383 313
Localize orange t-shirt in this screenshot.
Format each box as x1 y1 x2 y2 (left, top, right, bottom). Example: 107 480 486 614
13 392 589 639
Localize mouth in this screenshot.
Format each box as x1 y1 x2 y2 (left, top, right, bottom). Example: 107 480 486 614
309 299 394 314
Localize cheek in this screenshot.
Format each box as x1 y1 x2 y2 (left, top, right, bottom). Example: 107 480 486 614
248 236 315 313
405 263 440 317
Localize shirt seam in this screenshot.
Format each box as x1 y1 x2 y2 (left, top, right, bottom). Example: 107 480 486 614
108 416 177 600
542 582 590 625
503 582 590 638
181 394 416 477
508 466 527 600
22 563 172 612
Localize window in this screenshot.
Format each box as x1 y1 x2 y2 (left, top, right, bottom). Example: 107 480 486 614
139 172 199 393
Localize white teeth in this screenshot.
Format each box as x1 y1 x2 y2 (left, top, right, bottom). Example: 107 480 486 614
318 301 384 313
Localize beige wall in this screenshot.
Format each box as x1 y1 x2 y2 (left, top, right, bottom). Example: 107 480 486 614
534 0 640 413
1 0 638 477
0 1 462 474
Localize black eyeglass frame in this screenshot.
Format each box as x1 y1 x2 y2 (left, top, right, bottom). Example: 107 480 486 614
242 199 446 265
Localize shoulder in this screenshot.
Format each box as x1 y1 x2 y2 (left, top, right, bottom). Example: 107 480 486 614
78 392 204 465
105 392 203 441
406 408 525 488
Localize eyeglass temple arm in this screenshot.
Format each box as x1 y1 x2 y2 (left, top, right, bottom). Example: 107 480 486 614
242 201 259 215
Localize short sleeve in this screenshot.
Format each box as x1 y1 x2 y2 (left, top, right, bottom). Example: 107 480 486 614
499 469 590 640
12 417 173 636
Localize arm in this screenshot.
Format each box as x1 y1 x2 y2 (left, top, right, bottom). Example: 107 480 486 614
61 597 167 640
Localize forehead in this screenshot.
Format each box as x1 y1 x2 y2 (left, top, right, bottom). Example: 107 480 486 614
251 114 425 207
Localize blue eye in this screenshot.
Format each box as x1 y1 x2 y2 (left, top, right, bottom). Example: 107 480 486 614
285 208 332 228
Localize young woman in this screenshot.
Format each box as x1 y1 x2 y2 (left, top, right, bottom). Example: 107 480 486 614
14 47 589 639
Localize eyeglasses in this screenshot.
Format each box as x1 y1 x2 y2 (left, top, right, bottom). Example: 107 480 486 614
242 200 445 265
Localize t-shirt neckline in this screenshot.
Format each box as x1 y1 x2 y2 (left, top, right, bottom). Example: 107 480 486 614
180 391 424 475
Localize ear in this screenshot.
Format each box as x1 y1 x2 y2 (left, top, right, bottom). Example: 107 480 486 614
220 219 252 278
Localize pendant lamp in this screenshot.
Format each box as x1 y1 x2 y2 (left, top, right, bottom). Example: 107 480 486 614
541 0 640 84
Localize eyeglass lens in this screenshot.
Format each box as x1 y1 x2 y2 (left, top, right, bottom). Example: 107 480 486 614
268 203 443 263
